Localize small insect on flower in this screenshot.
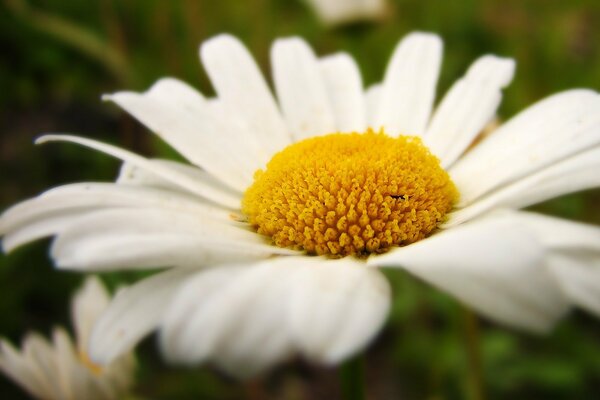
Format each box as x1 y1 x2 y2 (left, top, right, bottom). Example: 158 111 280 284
0 277 135 400
1 32 599 377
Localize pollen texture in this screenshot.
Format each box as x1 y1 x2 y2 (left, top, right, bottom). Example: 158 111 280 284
242 130 458 257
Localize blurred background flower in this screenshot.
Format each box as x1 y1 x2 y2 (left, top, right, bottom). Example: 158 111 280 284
0 0 599 399
0 276 135 400
302 0 388 27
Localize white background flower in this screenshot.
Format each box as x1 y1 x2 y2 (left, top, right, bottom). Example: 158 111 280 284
0 277 135 400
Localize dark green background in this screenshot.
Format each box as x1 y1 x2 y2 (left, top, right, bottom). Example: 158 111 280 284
1 0 599 398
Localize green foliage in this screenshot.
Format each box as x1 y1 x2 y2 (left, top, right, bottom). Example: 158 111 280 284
1 0 599 399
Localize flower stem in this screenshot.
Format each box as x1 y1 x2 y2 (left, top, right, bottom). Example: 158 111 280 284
339 355 365 400
463 307 485 400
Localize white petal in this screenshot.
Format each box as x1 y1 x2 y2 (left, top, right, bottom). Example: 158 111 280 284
89 268 192 364
51 327 111 400
365 83 382 127
272 37 336 140
0 182 234 252
50 208 287 270
374 32 443 136
547 253 600 317
507 211 600 251
21 334 67 397
71 277 110 353
425 55 515 167
160 267 239 364
1 183 228 232
289 257 390 364
499 211 600 317
117 158 242 198
446 145 600 226
46 182 231 219
451 90 600 206
104 83 257 191
203 97 275 175
161 256 390 375
36 134 242 207
508 145 600 210
1 211 82 253
103 78 255 191
104 78 207 133
200 34 290 158
160 263 297 377
53 233 279 271
319 53 367 132
0 338 55 399
144 77 206 112
369 215 569 332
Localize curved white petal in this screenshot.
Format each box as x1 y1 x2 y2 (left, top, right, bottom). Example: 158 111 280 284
1 212 82 253
53 233 280 271
145 77 207 112
50 208 287 270
374 32 443 136
451 90 600 206
105 78 259 191
446 145 600 226
497 211 600 317
547 253 600 317
35 135 242 207
160 263 297 377
117 158 242 198
425 55 515 167
289 257 390 364
0 182 234 253
200 34 290 158
319 52 367 132
89 268 192 364
161 257 390 375
142 77 206 111
369 215 569 332
507 211 600 251
0 182 231 234
272 37 336 140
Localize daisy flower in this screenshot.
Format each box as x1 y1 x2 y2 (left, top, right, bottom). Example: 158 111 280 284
303 0 388 26
0 277 135 399
1 32 600 377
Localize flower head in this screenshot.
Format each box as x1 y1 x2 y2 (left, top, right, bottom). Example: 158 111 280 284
0 277 135 399
1 32 600 377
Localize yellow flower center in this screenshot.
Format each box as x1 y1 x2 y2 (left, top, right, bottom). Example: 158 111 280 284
242 129 458 257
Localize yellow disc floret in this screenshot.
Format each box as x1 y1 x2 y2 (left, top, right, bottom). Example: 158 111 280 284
242 129 458 257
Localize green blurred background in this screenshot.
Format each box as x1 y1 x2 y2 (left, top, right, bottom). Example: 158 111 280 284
1 0 599 399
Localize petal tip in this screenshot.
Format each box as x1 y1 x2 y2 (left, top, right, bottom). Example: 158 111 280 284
404 31 443 48
200 33 243 59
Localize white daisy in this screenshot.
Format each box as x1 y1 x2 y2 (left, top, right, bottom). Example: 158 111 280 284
0 277 135 399
303 0 388 26
1 32 600 377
